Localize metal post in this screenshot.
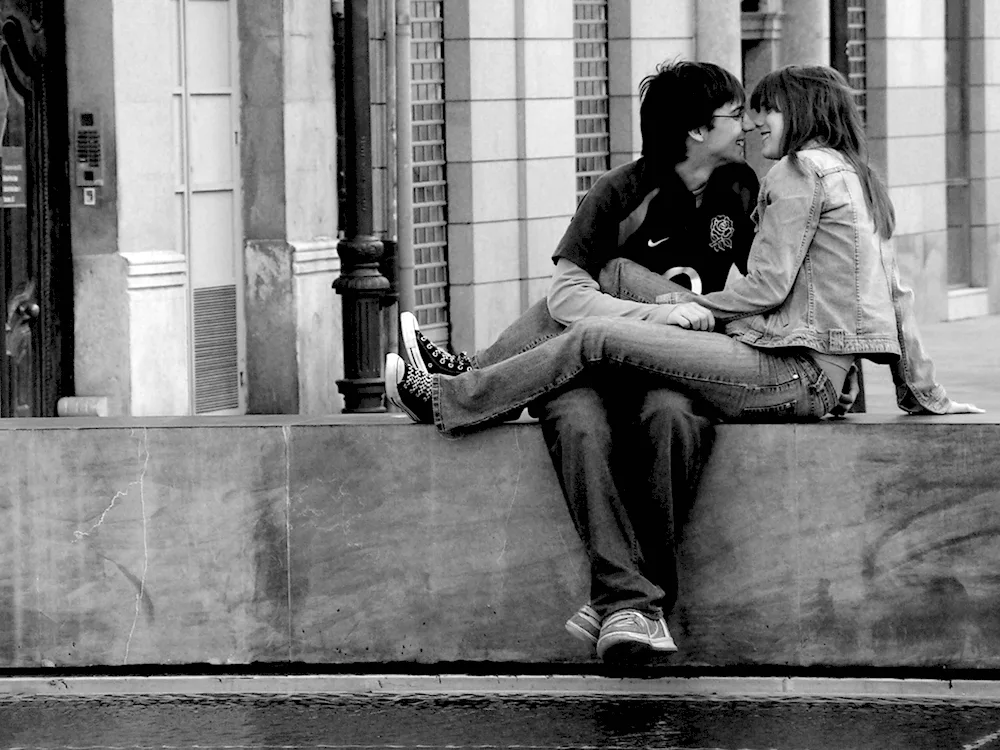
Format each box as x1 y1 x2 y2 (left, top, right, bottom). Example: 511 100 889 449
394 0 415 320
334 0 390 413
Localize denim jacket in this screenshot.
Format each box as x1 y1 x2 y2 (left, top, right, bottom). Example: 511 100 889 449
658 147 951 414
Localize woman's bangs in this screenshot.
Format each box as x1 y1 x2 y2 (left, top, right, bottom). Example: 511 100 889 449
749 74 785 114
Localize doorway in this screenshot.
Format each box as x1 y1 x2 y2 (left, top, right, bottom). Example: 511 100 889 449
0 2 71 418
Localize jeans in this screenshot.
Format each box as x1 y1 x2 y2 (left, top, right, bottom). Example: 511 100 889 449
433 317 840 434
537 386 712 619
465 260 715 619
471 257 686 369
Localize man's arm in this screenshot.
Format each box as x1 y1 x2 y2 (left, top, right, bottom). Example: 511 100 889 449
547 258 680 326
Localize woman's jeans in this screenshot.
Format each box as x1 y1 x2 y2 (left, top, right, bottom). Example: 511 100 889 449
434 317 839 434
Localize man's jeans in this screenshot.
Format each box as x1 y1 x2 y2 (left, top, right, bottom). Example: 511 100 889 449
434 311 840 434
471 258 681 369
537 385 712 619
449 259 730 619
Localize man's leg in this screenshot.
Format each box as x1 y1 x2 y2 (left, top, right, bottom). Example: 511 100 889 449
440 258 687 370
471 298 566 368
620 389 715 619
536 388 664 625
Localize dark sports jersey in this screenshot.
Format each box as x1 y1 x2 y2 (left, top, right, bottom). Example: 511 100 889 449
553 159 759 295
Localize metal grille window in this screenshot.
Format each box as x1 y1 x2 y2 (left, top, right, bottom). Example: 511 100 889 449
574 0 610 201
846 2 867 123
410 0 450 344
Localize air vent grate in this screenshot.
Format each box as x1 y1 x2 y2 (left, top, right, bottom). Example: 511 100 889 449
193 285 239 413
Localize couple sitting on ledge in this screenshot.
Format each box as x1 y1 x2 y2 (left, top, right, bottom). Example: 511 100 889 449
385 61 982 663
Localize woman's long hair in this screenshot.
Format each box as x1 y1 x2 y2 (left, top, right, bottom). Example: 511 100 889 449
750 65 895 239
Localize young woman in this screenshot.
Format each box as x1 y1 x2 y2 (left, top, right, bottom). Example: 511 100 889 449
386 65 982 433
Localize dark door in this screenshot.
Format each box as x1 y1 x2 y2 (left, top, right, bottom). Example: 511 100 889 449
0 1 71 417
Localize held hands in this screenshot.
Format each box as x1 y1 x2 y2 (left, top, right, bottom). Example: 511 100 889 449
653 302 715 331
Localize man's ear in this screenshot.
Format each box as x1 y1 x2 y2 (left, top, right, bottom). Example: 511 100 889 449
688 127 706 143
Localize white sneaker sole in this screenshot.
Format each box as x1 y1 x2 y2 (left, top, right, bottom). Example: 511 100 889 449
384 353 423 423
597 631 677 659
399 311 428 375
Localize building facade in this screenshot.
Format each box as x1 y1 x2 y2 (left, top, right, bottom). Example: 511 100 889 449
1 0 994 418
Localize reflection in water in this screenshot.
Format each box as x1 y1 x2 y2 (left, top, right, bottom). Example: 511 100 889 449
2 693 1000 749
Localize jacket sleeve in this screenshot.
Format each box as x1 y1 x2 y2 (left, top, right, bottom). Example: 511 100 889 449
881 241 953 414
656 158 822 322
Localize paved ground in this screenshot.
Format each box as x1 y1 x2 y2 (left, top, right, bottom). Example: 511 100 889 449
859 314 1000 415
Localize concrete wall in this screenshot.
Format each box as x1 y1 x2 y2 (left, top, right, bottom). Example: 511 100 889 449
1 415 998 669
240 0 343 416
65 0 127 416
444 0 577 354
64 0 343 418
868 2 950 325
970 0 1000 313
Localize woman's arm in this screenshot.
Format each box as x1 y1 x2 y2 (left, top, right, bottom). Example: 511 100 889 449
883 244 983 414
656 158 822 322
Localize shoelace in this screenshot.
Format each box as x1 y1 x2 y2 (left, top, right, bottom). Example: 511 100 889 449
400 365 432 403
417 330 472 372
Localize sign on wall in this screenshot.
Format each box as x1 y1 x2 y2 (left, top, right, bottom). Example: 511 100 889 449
1 147 26 208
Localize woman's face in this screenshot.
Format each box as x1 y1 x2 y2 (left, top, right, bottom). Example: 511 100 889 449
754 108 784 160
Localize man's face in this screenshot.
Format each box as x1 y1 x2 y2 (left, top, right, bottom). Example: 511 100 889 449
753 108 784 160
701 101 754 165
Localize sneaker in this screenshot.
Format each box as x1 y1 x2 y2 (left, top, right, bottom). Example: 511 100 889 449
596 608 677 660
400 311 473 376
385 353 434 424
565 603 601 645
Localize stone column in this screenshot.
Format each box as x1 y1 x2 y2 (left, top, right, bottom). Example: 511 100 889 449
696 0 742 76
608 0 696 167
780 0 829 65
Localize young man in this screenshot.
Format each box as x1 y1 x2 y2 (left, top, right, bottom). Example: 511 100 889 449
393 61 758 661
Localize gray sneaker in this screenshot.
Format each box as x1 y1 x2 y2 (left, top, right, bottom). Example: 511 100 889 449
565 603 601 645
596 608 677 660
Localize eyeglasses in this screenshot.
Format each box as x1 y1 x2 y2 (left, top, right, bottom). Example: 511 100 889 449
712 109 746 121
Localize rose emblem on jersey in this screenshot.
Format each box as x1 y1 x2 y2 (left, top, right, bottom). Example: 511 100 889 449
709 214 735 253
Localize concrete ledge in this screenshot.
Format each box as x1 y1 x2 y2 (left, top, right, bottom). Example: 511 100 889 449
0 414 998 670
6 675 1000 700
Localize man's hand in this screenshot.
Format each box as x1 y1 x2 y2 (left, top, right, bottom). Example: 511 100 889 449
659 302 715 331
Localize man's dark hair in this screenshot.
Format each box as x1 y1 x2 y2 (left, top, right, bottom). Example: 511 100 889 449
639 60 745 167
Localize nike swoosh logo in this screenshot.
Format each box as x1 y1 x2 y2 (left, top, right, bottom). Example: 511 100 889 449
647 237 669 248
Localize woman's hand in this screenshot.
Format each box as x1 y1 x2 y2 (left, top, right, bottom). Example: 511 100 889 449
663 302 715 331
941 400 985 414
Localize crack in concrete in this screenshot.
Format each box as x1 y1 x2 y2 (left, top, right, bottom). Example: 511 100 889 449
72 432 147 543
122 428 151 665
496 432 524 572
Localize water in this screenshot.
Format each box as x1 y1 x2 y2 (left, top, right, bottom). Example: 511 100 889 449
3 693 1000 750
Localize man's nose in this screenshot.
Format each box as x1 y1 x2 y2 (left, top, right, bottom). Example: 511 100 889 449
741 112 756 131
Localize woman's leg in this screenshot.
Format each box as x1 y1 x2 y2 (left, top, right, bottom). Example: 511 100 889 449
433 317 838 434
598 257 691 303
